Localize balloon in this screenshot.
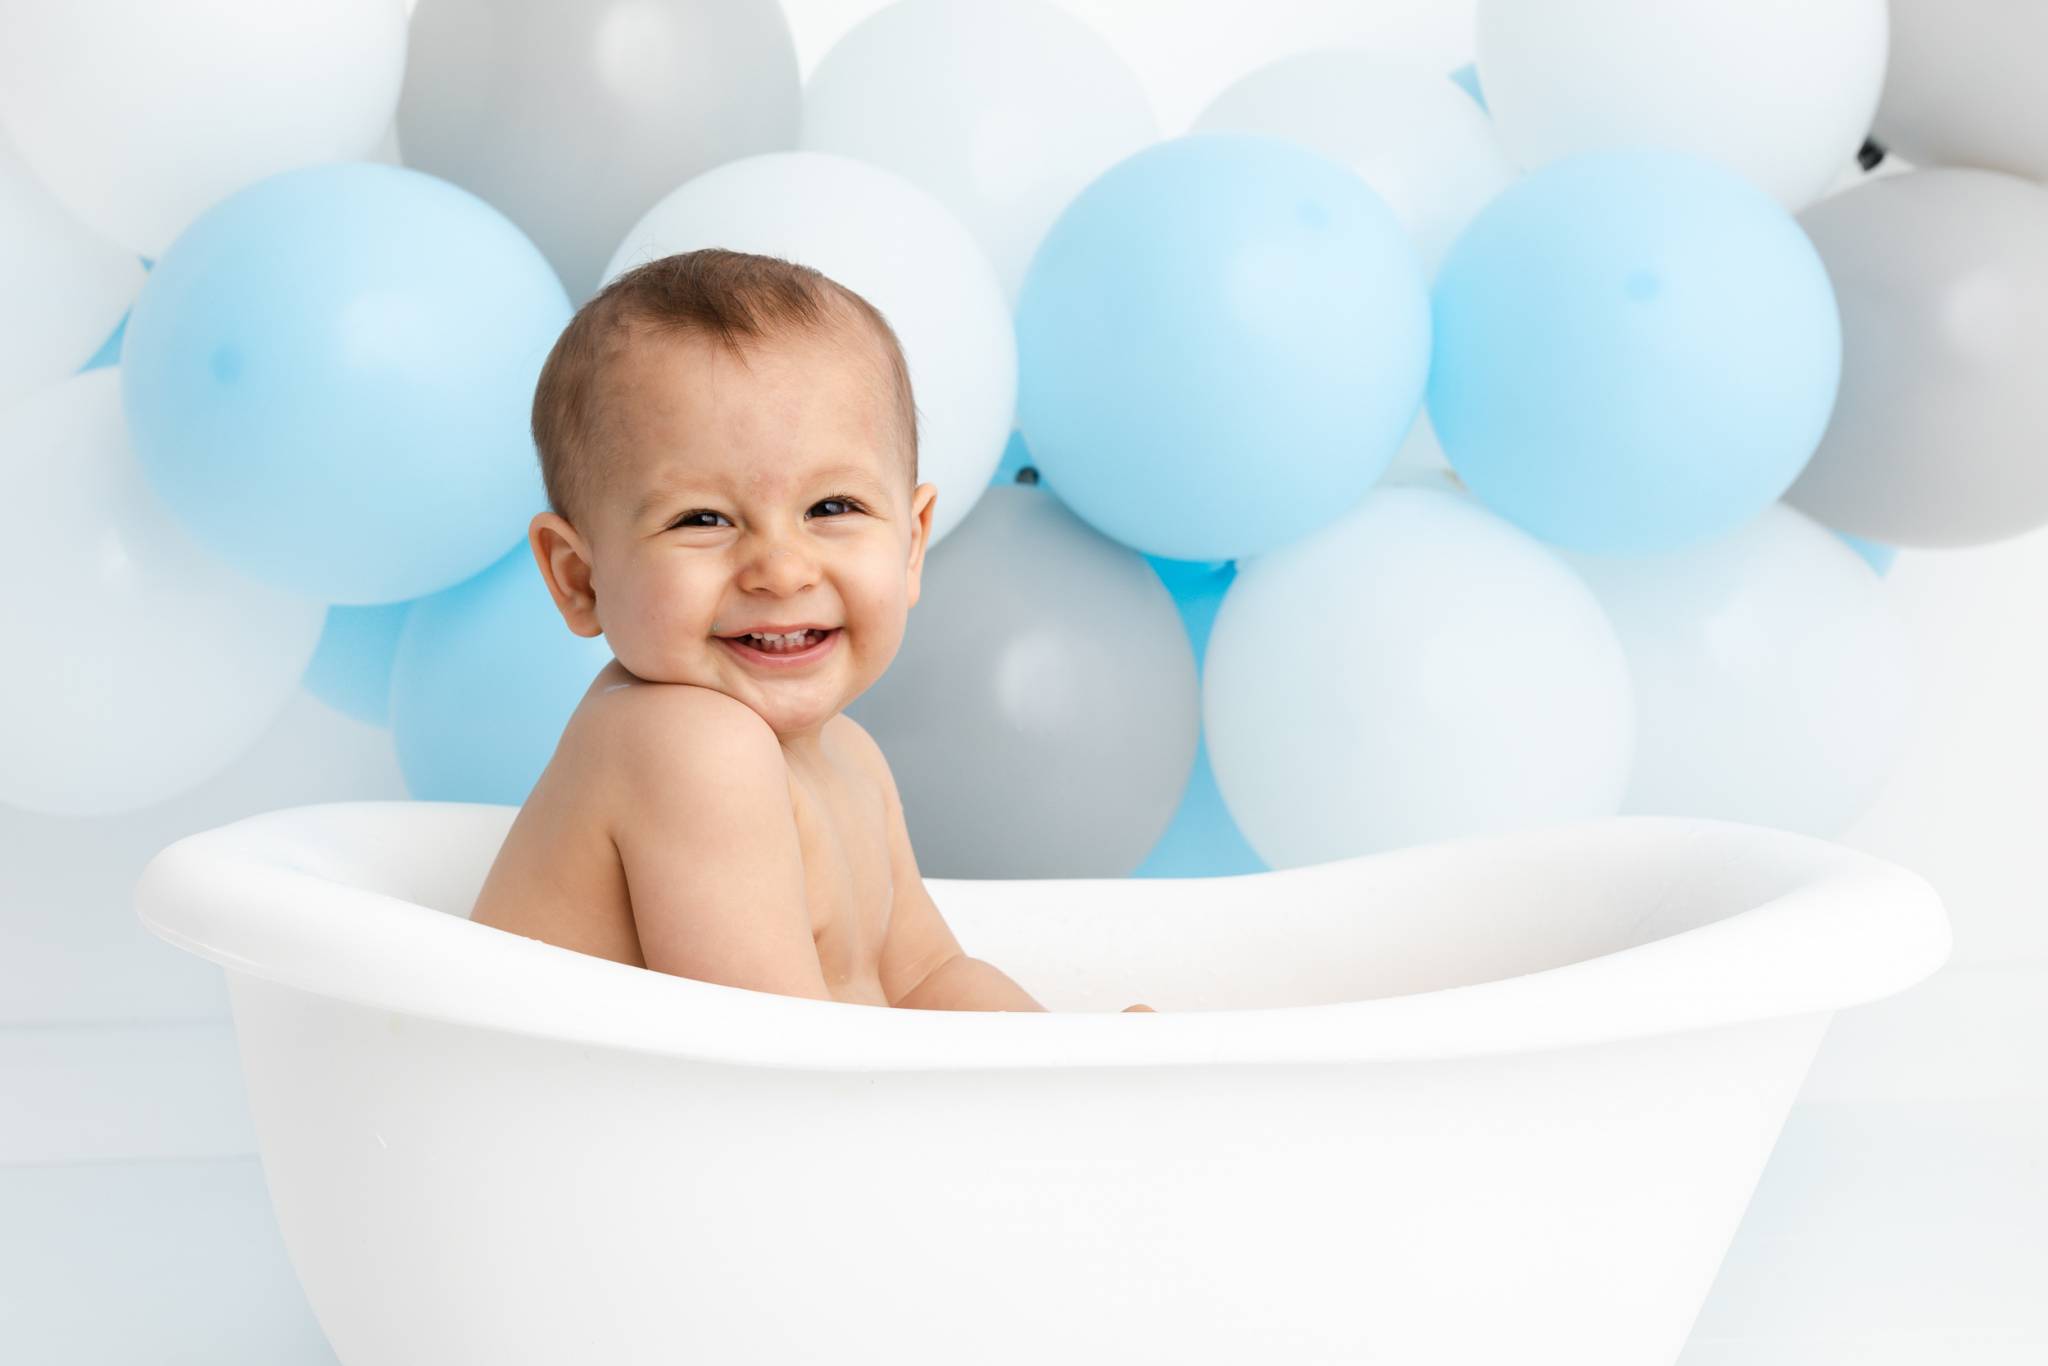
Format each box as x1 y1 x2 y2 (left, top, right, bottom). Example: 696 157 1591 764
0 371 325 816
1204 485 1634 867
399 0 800 303
1016 132 1430 562
0 687 407 1022
121 162 570 605
369 120 403 168
1131 735 1267 880
990 429 1036 487
1448 62 1488 112
802 0 1157 309
1003 421 1267 912
1874 0 2048 183
303 603 413 727
1429 148 1841 555
1192 50 1515 279
0 0 405 257
1836 532 1897 576
1817 141 1918 202
1144 554 1233 666
79 311 128 373
1785 168 2048 548
1559 504 1914 838
1 129 142 410
603 151 1014 553
1130 556 1267 879
1474 0 1887 212
389 544 613 806
1382 409 1456 488
845 486 1199 879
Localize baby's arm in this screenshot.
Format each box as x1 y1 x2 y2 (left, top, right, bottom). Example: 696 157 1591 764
893 946 1044 1011
610 689 838 1004
857 726 1155 1013
821 717 1156 1013
885 909 1154 1012
868 768 1043 1011
842 725 1035 1011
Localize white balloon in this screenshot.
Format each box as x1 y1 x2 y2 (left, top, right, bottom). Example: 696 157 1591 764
0 0 408 258
0 370 325 816
0 130 142 412
1818 146 1917 204
802 0 1158 309
1204 485 1635 867
1560 503 1916 838
398 0 800 306
1474 0 1888 212
1192 49 1516 279
0 687 407 1024
603 151 1016 552
370 120 403 168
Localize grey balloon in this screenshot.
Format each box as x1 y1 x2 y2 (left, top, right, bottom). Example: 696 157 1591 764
1785 168 2048 547
1873 1 2048 182
847 484 1200 879
397 0 801 303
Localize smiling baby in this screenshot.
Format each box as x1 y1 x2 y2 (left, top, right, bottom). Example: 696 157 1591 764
469 247 1153 1014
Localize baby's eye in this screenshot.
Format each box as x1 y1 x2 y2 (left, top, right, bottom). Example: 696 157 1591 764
668 496 867 530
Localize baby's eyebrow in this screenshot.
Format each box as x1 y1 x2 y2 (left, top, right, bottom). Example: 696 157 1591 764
636 463 885 520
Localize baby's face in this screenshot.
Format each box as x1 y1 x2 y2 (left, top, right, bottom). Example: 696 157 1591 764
582 326 935 739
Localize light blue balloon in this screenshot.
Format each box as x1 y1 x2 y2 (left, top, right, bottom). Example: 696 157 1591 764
1144 553 1234 667
1429 148 1841 555
1133 555 1266 878
79 311 128 372
1016 132 1431 562
389 543 613 805
1835 529 1897 575
1449 61 1487 111
990 427 1036 487
78 258 145 373
303 602 413 726
121 162 570 605
1133 736 1269 878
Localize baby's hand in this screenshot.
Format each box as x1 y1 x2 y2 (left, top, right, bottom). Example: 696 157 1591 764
1122 1003 1156 1013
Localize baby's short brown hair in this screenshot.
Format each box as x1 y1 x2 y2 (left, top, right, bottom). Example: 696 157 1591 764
531 248 920 531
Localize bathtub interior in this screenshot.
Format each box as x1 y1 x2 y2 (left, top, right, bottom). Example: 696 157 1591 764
212 799 1899 1015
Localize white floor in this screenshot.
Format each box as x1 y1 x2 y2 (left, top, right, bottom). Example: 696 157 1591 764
0 1156 336 1366
5 965 2042 1365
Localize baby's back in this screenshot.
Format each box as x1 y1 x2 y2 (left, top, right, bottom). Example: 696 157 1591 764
468 667 895 1006
466 672 649 969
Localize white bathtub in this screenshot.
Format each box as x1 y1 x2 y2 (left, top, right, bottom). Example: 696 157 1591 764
133 799 1949 1366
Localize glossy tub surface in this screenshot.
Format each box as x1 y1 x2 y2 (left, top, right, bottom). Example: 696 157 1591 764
134 800 1950 1365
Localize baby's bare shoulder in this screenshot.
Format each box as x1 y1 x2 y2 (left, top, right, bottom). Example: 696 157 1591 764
543 680 757 791
590 676 752 724
595 686 834 1001
591 682 781 794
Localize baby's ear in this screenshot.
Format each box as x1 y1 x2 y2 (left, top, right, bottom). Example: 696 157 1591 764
906 483 937 578
529 513 602 638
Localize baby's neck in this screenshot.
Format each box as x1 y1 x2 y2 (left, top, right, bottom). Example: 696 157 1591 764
775 720 841 778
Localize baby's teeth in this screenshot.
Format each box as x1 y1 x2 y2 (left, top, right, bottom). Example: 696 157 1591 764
744 630 818 651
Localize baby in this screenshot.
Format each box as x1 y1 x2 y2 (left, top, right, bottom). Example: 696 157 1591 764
469 247 1153 1014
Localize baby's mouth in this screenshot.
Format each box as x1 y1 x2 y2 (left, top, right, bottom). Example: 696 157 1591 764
717 627 840 658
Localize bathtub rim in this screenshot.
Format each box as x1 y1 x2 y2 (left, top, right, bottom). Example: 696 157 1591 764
133 800 1952 1073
